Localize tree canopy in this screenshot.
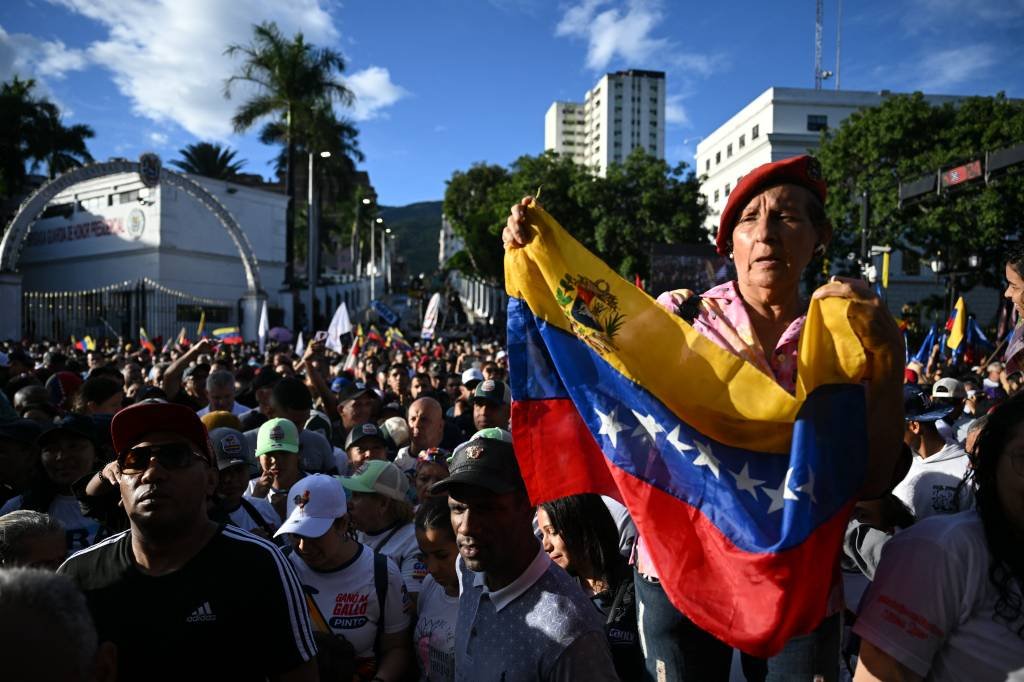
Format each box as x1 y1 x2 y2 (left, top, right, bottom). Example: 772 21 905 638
0 76 94 200
816 92 1024 294
443 149 709 281
170 142 246 179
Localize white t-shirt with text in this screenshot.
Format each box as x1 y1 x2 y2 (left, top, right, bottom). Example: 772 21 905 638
892 443 973 520
287 544 411 659
855 511 1024 681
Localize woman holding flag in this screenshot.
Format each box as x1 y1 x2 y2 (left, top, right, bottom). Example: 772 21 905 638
503 155 905 680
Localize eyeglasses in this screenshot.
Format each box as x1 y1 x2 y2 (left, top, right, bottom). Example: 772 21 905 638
118 442 207 475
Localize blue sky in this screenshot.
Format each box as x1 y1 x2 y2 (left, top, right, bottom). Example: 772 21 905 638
2 0 1022 206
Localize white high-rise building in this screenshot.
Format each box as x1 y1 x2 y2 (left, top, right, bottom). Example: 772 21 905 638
545 69 666 176
696 87 960 232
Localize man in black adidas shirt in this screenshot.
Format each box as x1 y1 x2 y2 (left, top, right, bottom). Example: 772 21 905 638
58 400 318 681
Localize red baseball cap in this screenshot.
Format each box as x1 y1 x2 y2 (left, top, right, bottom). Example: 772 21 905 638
110 399 212 461
716 154 827 255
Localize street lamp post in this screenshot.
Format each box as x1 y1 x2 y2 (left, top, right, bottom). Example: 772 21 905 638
384 227 392 293
307 150 331 332
930 252 981 317
354 197 370 276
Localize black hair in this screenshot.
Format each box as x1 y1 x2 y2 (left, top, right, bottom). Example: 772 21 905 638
969 392 1024 638
414 495 455 542
539 493 627 593
73 376 122 414
271 377 313 411
1007 242 1024 279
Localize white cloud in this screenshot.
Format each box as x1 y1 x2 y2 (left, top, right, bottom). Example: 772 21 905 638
345 66 409 121
0 24 89 83
46 0 407 139
914 45 997 92
555 0 724 77
664 94 688 126
148 131 169 146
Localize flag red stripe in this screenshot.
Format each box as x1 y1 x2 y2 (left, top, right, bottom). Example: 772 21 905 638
513 397 850 656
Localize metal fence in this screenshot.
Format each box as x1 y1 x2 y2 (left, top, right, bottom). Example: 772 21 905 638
23 278 237 343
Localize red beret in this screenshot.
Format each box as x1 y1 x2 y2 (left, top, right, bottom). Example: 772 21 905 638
716 154 827 255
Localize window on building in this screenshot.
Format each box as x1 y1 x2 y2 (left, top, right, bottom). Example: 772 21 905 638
725 183 731 197
650 98 657 106
807 114 828 131
714 189 720 202
727 144 733 158
902 251 921 277
649 145 657 153
752 124 760 139
715 151 721 165
41 202 74 220
115 189 139 204
739 134 745 149
705 159 710 171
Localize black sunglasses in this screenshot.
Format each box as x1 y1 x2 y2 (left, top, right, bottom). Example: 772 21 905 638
119 442 207 475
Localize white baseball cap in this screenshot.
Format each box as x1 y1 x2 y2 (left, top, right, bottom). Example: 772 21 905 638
461 368 484 386
274 474 347 539
932 377 967 399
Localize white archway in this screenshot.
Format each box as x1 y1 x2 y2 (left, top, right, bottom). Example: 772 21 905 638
0 159 264 339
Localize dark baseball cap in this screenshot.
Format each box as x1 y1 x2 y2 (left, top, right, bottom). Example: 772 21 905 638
183 363 210 380
903 385 955 423
0 418 44 445
345 422 387 450
430 437 524 496
337 382 369 403
39 414 98 447
209 427 253 471
473 379 511 406
252 368 282 391
111 399 212 461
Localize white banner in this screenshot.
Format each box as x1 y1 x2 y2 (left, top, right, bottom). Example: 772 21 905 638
326 302 352 355
421 292 442 340
258 301 269 354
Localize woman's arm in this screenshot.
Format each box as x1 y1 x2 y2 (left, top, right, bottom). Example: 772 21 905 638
372 629 413 682
854 640 924 682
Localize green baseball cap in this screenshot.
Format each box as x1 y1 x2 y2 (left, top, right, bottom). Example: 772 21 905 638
256 417 300 457
340 460 408 502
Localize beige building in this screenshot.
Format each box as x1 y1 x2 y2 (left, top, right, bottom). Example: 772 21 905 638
545 69 666 176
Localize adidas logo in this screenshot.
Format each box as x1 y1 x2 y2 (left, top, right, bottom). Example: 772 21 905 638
186 601 217 623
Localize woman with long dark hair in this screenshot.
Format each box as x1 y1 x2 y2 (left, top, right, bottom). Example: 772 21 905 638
537 494 643 680
854 393 1024 680
0 414 103 555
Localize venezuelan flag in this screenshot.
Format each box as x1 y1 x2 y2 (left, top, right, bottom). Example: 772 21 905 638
139 327 156 354
505 202 870 657
945 296 966 350
212 326 243 345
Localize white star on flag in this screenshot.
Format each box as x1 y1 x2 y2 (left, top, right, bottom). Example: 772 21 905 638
783 468 799 501
631 410 665 441
796 470 817 504
763 479 786 514
692 440 720 479
665 426 694 454
729 463 765 500
595 406 627 448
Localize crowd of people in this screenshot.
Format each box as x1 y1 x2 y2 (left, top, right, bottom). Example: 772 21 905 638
0 153 1023 681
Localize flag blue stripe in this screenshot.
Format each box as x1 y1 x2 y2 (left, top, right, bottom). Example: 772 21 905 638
508 297 867 553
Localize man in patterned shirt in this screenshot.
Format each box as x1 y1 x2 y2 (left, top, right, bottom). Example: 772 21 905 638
432 436 618 681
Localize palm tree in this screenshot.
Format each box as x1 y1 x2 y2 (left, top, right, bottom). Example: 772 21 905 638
224 21 354 286
0 77 94 198
170 142 246 179
30 100 94 180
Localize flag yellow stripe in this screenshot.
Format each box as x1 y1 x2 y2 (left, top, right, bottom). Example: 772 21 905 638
504 202 867 454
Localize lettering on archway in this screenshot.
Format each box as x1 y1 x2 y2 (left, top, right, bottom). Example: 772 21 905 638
0 159 262 295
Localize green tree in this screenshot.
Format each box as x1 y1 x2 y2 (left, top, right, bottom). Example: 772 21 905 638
225 21 355 285
442 149 709 281
0 76 94 198
817 92 1024 296
170 142 246 179
443 162 511 280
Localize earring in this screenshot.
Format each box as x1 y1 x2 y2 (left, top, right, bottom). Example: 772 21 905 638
814 244 826 258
